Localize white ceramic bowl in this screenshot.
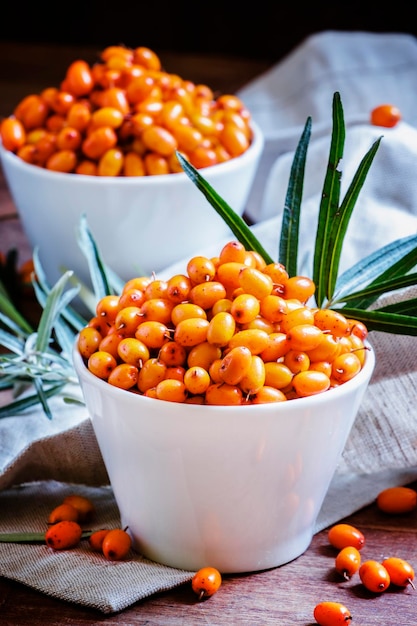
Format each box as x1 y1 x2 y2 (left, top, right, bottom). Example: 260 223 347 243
0 122 263 287
73 342 375 574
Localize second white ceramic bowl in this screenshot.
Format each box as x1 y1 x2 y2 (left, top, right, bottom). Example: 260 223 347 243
0 121 263 286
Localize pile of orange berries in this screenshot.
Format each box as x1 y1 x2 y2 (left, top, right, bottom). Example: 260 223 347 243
0 44 253 176
45 494 132 560
77 240 368 405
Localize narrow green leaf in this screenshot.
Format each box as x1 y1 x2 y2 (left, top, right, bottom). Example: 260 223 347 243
177 153 274 264
336 306 417 335
377 297 417 315
35 271 74 354
333 234 417 305
0 324 26 354
325 137 381 301
0 382 66 419
0 530 93 543
279 117 311 276
313 92 345 307
334 272 417 305
77 214 112 299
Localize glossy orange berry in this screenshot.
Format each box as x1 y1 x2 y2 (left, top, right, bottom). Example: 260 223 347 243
313 601 352 626
359 559 390 593
63 494 95 522
328 523 365 551
48 503 79 524
191 566 222 600
0 117 26 151
335 546 361 579
102 528 132 561
45 520 83 550
107 363 139 389
155 378 187 403
376 486 417 514
381 556 415 588
205 382 243 405
292 370 330 397
77 327 102 359
282 275 315 303
219 345 252 385
88 350 117 380
370 103 401 128
89 529 110 552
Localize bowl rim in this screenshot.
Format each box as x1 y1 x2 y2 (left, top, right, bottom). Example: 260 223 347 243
72 336 375 413
0 120 264 186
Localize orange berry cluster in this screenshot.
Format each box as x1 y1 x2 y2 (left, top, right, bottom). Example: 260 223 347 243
314 486 417 624
0 44 253 176
77 240 369 405
45 493 131 560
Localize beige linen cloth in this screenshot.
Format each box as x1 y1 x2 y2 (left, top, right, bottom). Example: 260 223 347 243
1 30 417 613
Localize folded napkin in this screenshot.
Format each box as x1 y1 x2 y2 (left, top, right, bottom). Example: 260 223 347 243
1 30 417 612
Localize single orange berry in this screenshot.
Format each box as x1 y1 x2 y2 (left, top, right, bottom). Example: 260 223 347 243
89 529 110 552
45 520 82 550
191 566 222 601
370 103 401 127
48 503 79 525
382 556 415 588
335 545 361 580
328 523 365 551
102 528 132 560
62 494 95 522
313 601 352 626
376 485 417 514
359 559 390 593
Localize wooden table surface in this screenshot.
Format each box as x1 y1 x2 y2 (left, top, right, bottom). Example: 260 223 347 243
1 41 417 626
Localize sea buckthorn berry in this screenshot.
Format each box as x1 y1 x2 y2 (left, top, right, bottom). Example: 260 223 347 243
359 560 390 593
155 378 187 402
239 354 266 395
117 337 150 366
88 350 117 379
286 324 323 352
207 311 236 347
45 520 83 550
166 274 192 303
0 117 26 152
62 494 95 522
78 327 102 359
335 546 361 579
171 303 207 326
250 386 287 404
331 352 362 383
89 529 110 552
259 294 288 323
135 320 170 349
115 305 142 335
328 523 365 551
283 350 310 374
314 309 350 337
98 148 124 176
376 486 417 514
205 382 243 405
313 601 352 626
371 103 401 127
48 503 79 524
292 370 330 397
107 363 139 389
187 342 222 370
230 293 260 324
238 267 273 299
186 255 217 283
381 557 415 588
65 59 94 96
279 306 315 333
137 357 167 392
189 281 227 309
184 365 211 395
192 566 222 601
218 240 247 264
174 317 209 347
264 361 293 390
219 345 252 385
216 261 248 292
260 333 289 362
102 528 132 561
282 275 315 303
158 341 187 366
228 328 269 355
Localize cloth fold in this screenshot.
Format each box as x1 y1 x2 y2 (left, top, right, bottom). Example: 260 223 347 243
1 30 417 612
